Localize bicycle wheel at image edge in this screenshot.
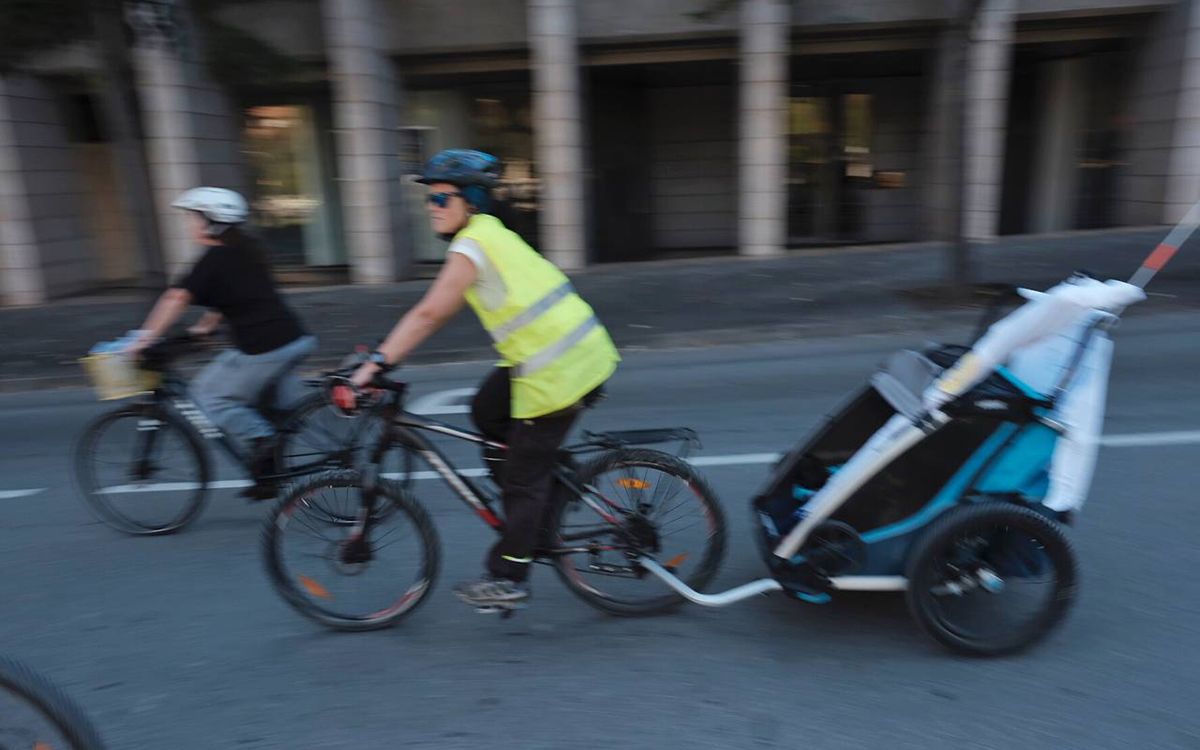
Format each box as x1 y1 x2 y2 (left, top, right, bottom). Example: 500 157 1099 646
74 404 209 535
550 448 727 616
262 470 440 631
0 656 107 750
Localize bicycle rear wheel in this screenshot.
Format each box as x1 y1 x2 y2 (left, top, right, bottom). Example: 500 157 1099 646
550 448 726 616
74 404 209 535
0 656 107 750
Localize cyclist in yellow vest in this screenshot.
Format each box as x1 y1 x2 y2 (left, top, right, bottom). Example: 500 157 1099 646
351 149 619 610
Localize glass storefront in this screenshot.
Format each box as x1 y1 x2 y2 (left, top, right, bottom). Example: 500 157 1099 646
786 48 925 247
787 89 878 243
402 80 541 263
242 103 343 267
787 93 834 241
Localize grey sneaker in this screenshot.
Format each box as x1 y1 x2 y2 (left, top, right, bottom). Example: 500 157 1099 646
453 576 530 609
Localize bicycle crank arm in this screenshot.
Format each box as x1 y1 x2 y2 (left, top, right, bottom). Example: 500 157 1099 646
588 562 641 577
636 557 783 607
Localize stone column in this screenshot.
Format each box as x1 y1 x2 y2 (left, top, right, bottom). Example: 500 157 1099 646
921 27 958 241
323 0 409 282
0 77 45 305
125 0 246 279
1165 0 1200 222
738 0 789 257
962 0 1017 241
0 75 95 304
529 0 587 268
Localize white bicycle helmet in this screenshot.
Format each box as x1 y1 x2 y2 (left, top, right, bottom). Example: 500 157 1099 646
171 187 249 225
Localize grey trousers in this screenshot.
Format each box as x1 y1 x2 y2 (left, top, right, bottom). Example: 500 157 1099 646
190 335 317 447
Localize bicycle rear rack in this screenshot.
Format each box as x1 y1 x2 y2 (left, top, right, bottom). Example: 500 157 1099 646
574 428 701 458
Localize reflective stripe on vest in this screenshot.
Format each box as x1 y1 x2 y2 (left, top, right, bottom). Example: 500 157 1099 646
514 315 600 377
487 281 575 343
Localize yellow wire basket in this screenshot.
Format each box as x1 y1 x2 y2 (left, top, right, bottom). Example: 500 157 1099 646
80 352 162 401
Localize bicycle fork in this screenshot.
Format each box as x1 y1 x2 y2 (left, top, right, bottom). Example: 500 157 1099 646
131 412 165 481
342 443 389 566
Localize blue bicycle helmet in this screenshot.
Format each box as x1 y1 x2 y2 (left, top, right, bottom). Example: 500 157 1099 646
417 149 502 212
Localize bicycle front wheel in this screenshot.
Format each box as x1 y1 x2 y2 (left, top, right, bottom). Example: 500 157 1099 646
74 404 209 535
263 470 439 631
0 656 107 750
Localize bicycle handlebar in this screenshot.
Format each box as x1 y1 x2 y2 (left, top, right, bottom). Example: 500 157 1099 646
324 364 407 416
138 331 217 371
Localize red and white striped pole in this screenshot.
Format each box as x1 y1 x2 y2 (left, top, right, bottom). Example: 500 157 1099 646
1129 201 1200 289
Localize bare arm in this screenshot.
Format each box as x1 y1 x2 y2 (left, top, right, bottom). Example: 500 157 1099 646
189 310 223 337
351 253 477 385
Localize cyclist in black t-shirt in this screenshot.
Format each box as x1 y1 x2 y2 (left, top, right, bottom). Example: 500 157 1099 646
126 187 316 498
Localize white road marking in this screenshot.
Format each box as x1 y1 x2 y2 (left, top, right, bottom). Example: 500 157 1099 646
406 388 478 416
381 469 489 481
9 429 1200 498
689 453 782 467
96 479 251 494
1099 429 1200 448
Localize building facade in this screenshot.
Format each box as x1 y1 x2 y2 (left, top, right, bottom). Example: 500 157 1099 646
2 0 1198 304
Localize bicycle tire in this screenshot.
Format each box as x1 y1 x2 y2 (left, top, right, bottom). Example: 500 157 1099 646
74 404 210 535
550 448 727 616
905 502 1078 656
262 470 440 631
0 655 107 750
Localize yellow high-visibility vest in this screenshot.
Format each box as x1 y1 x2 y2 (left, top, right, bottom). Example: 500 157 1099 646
455 214 619 418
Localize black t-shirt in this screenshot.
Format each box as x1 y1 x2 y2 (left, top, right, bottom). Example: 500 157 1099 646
178 240 306 355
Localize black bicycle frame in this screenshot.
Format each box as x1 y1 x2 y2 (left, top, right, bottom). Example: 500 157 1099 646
144 369 323 482
351 389 679 556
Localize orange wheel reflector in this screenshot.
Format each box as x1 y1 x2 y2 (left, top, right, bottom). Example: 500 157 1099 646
665 553 690 569
617 478 650 489
35 743 53 750
299 575 332 600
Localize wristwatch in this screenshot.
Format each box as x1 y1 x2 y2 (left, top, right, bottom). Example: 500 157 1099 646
369 350 394 371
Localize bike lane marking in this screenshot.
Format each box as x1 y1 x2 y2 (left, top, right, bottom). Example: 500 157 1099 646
7 429 1200 498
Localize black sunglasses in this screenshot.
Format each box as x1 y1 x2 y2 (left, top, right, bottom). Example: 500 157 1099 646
426 191 463 208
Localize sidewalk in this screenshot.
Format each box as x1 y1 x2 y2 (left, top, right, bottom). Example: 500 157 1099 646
3 226 1196 391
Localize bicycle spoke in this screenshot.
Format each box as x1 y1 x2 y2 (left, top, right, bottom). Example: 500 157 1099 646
291 503 341 544
651 489 690 523
613 473 638 511
371 536 411 554
658 517 704 536
368 521 407 548
290 519 338 546
304 500 346 527
651 477 684 512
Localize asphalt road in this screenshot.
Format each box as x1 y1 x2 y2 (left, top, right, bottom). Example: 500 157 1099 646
1 312 1198 749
